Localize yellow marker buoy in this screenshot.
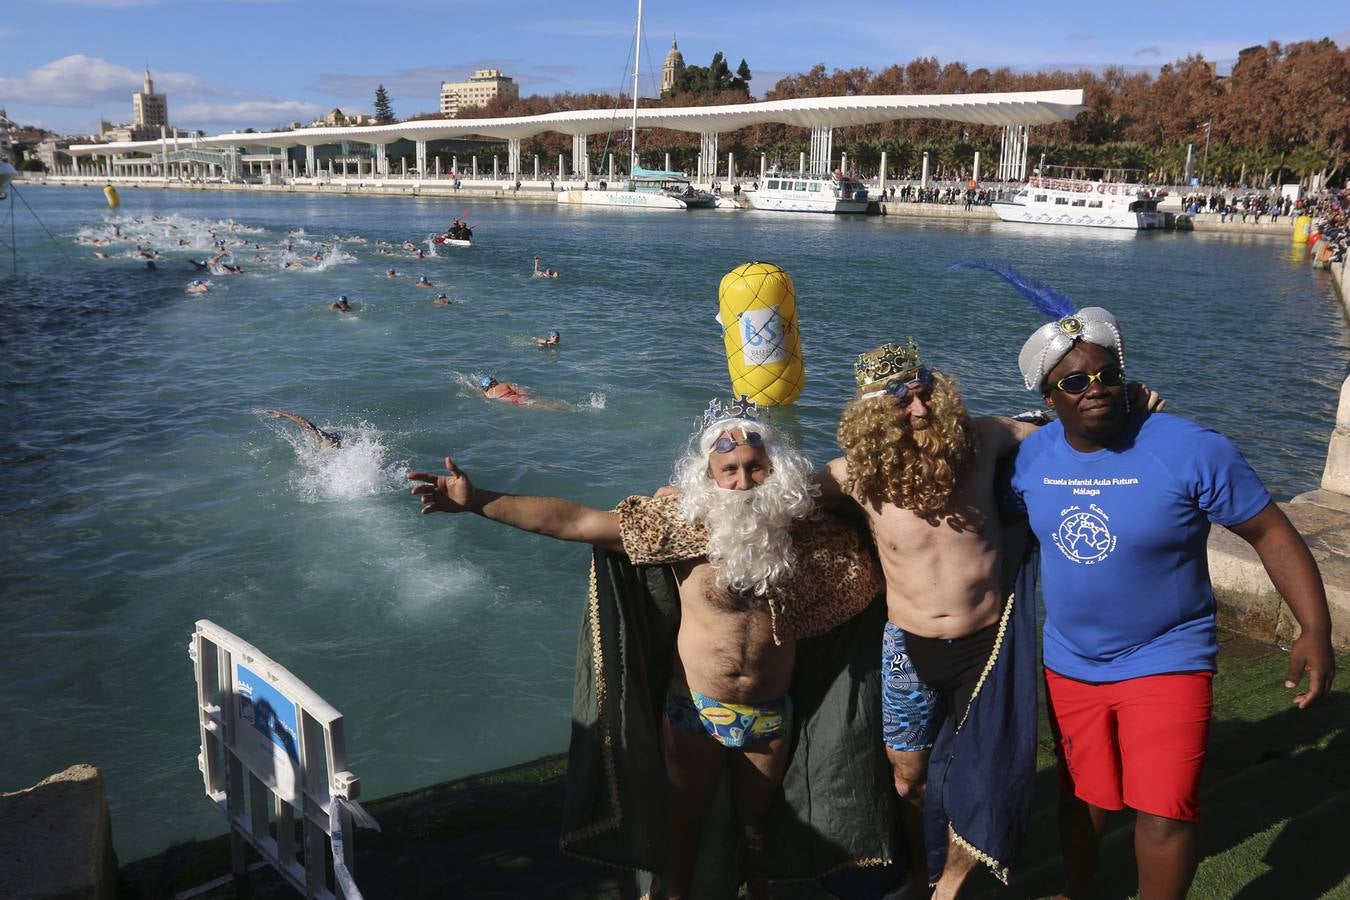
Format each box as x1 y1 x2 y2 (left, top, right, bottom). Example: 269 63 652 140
718 262 805 406
1293 214 1311 244
103 185 120 209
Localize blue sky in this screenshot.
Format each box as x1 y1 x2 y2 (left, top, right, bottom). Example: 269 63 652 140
4 0 1346 136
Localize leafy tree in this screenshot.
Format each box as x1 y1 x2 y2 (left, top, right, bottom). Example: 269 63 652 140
374 85 395 124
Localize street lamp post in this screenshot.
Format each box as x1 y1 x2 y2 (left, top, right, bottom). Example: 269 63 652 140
1200 122 1212 186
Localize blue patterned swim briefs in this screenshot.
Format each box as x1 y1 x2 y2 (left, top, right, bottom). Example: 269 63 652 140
664 681 792 749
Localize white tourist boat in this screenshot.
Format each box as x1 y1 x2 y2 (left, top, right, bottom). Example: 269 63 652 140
746 170 870 214
0 161 16 200
556 0 712 212
992 173 1166 230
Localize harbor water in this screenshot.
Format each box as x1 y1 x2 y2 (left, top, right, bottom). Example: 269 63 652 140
1 186 1346 861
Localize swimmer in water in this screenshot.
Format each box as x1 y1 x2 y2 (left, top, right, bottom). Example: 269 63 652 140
386 269 399 279
187 279 210 294
434 293 453 306
330 295 352 312
93 251 109 260
535 329 561 347
480 375 529 405
416 274 434 288
145 260 158 271
533 256 560 279
267 409 341 449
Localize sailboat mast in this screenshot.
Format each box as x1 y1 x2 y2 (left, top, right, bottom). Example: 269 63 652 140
631 0 642 173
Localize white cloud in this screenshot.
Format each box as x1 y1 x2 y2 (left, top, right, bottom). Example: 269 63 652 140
175 99 323 130
0 55 214 106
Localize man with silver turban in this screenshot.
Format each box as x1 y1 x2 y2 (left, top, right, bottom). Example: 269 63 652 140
961 260 1335 900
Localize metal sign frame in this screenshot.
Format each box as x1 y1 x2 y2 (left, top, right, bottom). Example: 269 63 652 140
189 619 373 899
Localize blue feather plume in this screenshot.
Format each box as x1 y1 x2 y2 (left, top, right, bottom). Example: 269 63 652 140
949 259 1077 320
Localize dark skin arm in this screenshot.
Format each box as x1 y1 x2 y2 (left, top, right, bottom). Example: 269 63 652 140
1227 501 1336 708
407 454 624 552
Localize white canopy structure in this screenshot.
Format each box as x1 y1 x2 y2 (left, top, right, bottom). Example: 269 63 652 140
64 88 1083 183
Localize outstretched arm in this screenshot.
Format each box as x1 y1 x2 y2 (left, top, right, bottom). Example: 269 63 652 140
407 454 624 552
1228 501 1336 708
267 409 337 448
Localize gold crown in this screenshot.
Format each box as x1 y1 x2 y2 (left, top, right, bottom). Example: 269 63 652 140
854 338 923 388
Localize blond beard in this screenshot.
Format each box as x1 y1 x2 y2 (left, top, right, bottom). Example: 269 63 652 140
836 374 974 519
675 450 817 597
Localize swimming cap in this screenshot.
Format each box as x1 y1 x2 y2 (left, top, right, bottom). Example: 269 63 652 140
479 376 494 390
339 295 348 302
437 293 448 299
549 330 560 340
192 279 202 285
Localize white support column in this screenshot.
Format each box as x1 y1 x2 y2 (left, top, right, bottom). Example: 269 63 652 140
1019 126 1030 180
807 126 832 174
472 155 478 179
921 151 930 189
760 154 766 183
492 155 499 180
607 152 614 183
665 152 671 172
558 153 565 181
799 151 806 173
728 152 735 184
533 155 539 181
401 157 407 177
571 134 589 180
416 140 427 178
378 144 388 177
973 151 981 183
507 139 521 177
699 132 718 184
879 151 888 194
452 155 458 179
434 156 440 178
841 152 848 175
305 146 316 178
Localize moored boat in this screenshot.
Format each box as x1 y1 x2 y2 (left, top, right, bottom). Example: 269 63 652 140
746 169 869 214
992 172 1165 230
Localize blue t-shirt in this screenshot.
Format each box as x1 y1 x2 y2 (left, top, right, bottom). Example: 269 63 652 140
1011 413 1271 682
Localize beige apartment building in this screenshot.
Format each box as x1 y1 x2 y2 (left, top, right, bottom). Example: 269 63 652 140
133 67 168 130
438 69 519 118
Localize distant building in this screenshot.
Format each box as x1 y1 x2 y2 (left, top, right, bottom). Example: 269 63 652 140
310 107 372 128
133 67 168 130
438 69 519 118
98 67 172 143
662 37 685 94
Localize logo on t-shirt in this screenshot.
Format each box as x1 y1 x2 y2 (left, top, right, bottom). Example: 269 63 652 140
1053 504 1116 564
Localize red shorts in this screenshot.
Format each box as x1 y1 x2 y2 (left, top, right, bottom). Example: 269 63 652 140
1044 668 1213 822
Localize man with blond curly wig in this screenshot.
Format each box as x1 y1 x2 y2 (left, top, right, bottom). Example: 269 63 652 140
821 339 1042 899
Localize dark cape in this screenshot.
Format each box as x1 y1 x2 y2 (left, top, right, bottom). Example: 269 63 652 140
923 528 1041 885
560 547 901 898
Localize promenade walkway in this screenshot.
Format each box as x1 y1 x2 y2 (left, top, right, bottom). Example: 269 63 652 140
118 639 1348 898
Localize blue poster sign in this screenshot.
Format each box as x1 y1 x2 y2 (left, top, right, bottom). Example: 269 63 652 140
235 663 301 764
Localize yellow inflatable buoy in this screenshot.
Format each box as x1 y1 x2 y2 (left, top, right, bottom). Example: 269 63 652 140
718 262 805 406
103 185 120 209
1293 214 1311 244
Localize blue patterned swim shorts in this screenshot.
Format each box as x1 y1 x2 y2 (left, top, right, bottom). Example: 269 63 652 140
882 621 945 751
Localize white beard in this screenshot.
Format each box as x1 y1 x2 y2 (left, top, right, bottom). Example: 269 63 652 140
675 449 818 596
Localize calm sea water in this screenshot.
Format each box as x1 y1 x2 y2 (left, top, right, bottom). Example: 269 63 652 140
1 185 1345 861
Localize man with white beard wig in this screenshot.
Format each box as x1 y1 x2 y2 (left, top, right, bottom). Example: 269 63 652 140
409 398 895 900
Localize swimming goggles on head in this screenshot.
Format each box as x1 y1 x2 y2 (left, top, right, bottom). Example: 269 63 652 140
711 431 765 454
860 367 933 401
1052 366 1124 394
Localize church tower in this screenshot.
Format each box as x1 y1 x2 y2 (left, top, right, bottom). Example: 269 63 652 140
661 37 685 94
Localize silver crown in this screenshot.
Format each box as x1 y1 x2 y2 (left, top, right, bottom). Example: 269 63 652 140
701 394 762 430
